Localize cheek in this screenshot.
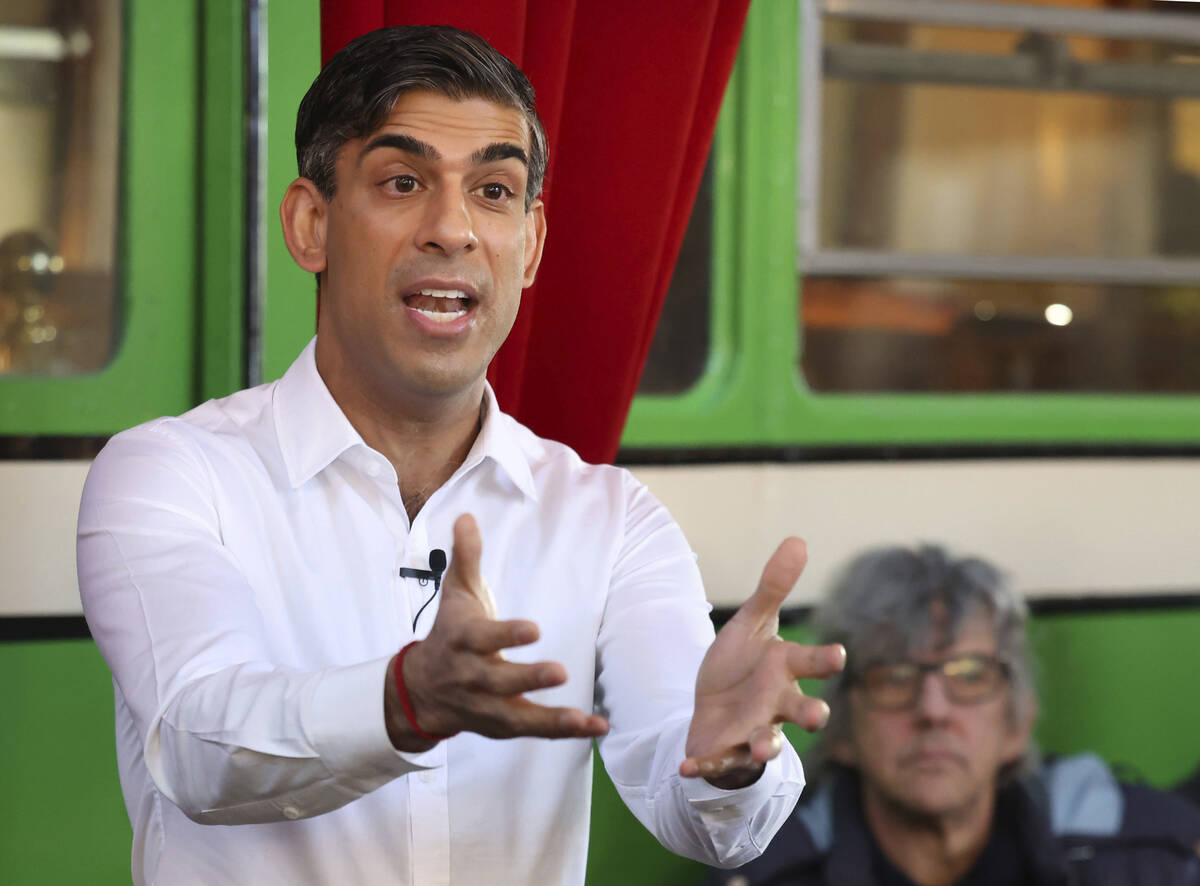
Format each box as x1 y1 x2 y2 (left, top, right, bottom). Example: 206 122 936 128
998 713 1028 758
966 707 1023 764
335 203 405 256
325 220 373 278
480 216 528 268
854 714 910 771
496 237 525 274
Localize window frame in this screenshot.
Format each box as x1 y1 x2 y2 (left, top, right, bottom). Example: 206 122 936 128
621 0 1200 450
0 1 246 435
260 1 322 383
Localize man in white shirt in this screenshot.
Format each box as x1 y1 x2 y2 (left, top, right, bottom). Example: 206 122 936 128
78 25 844 885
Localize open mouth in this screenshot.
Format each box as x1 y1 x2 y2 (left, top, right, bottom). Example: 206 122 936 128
403 288 474 323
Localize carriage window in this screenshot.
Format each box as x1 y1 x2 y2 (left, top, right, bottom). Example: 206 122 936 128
0 1 121 376
803 278 1200 392
637 156 714 395
799 0 1200 393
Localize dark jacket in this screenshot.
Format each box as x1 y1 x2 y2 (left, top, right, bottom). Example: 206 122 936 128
704 755 1200 886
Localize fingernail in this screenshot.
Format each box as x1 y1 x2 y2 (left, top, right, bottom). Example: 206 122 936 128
813 700 831 729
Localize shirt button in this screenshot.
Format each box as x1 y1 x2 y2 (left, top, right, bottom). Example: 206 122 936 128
282 805 302 820
365 461 381 478
418 770 436 784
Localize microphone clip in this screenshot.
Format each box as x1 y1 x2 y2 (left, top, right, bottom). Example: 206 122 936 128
402 549 448 629
398 548 447 592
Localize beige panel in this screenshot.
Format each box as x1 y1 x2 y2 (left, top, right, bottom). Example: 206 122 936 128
0 460 90 615
3 459 1198 616
631 459 1200 608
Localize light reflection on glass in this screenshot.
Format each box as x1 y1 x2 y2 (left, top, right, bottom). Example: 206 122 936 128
1045 303 1074 327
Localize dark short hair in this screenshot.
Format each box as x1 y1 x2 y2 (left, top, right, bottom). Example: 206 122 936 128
810 544 1038 783
295 25 547 211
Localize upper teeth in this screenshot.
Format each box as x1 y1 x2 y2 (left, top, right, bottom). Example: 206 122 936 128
411 288 468 323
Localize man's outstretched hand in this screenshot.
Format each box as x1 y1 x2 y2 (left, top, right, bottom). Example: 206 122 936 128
680 537 845 788
384 513 609 751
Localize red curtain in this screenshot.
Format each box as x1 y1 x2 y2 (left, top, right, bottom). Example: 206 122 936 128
320 0 750 464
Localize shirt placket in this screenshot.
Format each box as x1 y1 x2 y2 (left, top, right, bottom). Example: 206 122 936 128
382 473 451 882
408 740 451 886
363 452 415 635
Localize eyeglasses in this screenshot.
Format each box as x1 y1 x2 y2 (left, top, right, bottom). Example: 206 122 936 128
853 653 1010 710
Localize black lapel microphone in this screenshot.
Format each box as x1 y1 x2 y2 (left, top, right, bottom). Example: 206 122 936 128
402 549 448 629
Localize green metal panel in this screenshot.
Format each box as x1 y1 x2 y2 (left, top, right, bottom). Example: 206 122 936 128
0 640 130 884
1030 607 1200 787
200 0 248 402
262 0 322 383
622 1 1200 449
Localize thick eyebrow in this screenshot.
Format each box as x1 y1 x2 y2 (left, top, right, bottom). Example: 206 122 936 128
471 142 528 168
359 133 440 163
357 135 527 171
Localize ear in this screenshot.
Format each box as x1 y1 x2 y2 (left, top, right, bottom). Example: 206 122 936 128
280 177 328 275
522 199 547 287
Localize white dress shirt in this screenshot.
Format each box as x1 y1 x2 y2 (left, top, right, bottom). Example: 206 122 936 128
77 338 804 886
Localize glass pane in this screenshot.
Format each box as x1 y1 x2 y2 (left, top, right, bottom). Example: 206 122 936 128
803 1 1200 393
0 1 121 376
637 155 713 395
801 277 1200 392
817 16 1200 260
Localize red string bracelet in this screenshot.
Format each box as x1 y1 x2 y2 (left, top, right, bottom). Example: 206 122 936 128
393 640 457 742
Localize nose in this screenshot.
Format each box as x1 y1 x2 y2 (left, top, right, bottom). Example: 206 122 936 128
913 670 953 723
416 187 478 256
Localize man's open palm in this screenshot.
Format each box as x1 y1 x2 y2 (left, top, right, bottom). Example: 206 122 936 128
680 537 845 783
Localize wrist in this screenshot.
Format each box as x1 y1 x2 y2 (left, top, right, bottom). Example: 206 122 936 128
396 641 458 741
384 643 454 751
704 762 765 790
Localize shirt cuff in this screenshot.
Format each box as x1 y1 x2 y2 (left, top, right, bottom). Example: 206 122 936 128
303 656 440 781
679 752 792 811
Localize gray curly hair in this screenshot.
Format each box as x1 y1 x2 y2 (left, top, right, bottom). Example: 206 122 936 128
809 544 1038 784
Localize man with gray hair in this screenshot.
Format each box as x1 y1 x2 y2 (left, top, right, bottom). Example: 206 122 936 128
707 544 1200 886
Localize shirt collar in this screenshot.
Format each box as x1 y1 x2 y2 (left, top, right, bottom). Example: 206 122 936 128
467 384 538 502
273 337 538 500
273 337 366 489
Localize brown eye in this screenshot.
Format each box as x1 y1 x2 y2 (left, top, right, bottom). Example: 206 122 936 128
389 175 418 193
481 182 512 200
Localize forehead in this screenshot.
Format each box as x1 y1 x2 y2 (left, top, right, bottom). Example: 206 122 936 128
908 612 998 660
861 607 997 665
366 89 530 154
